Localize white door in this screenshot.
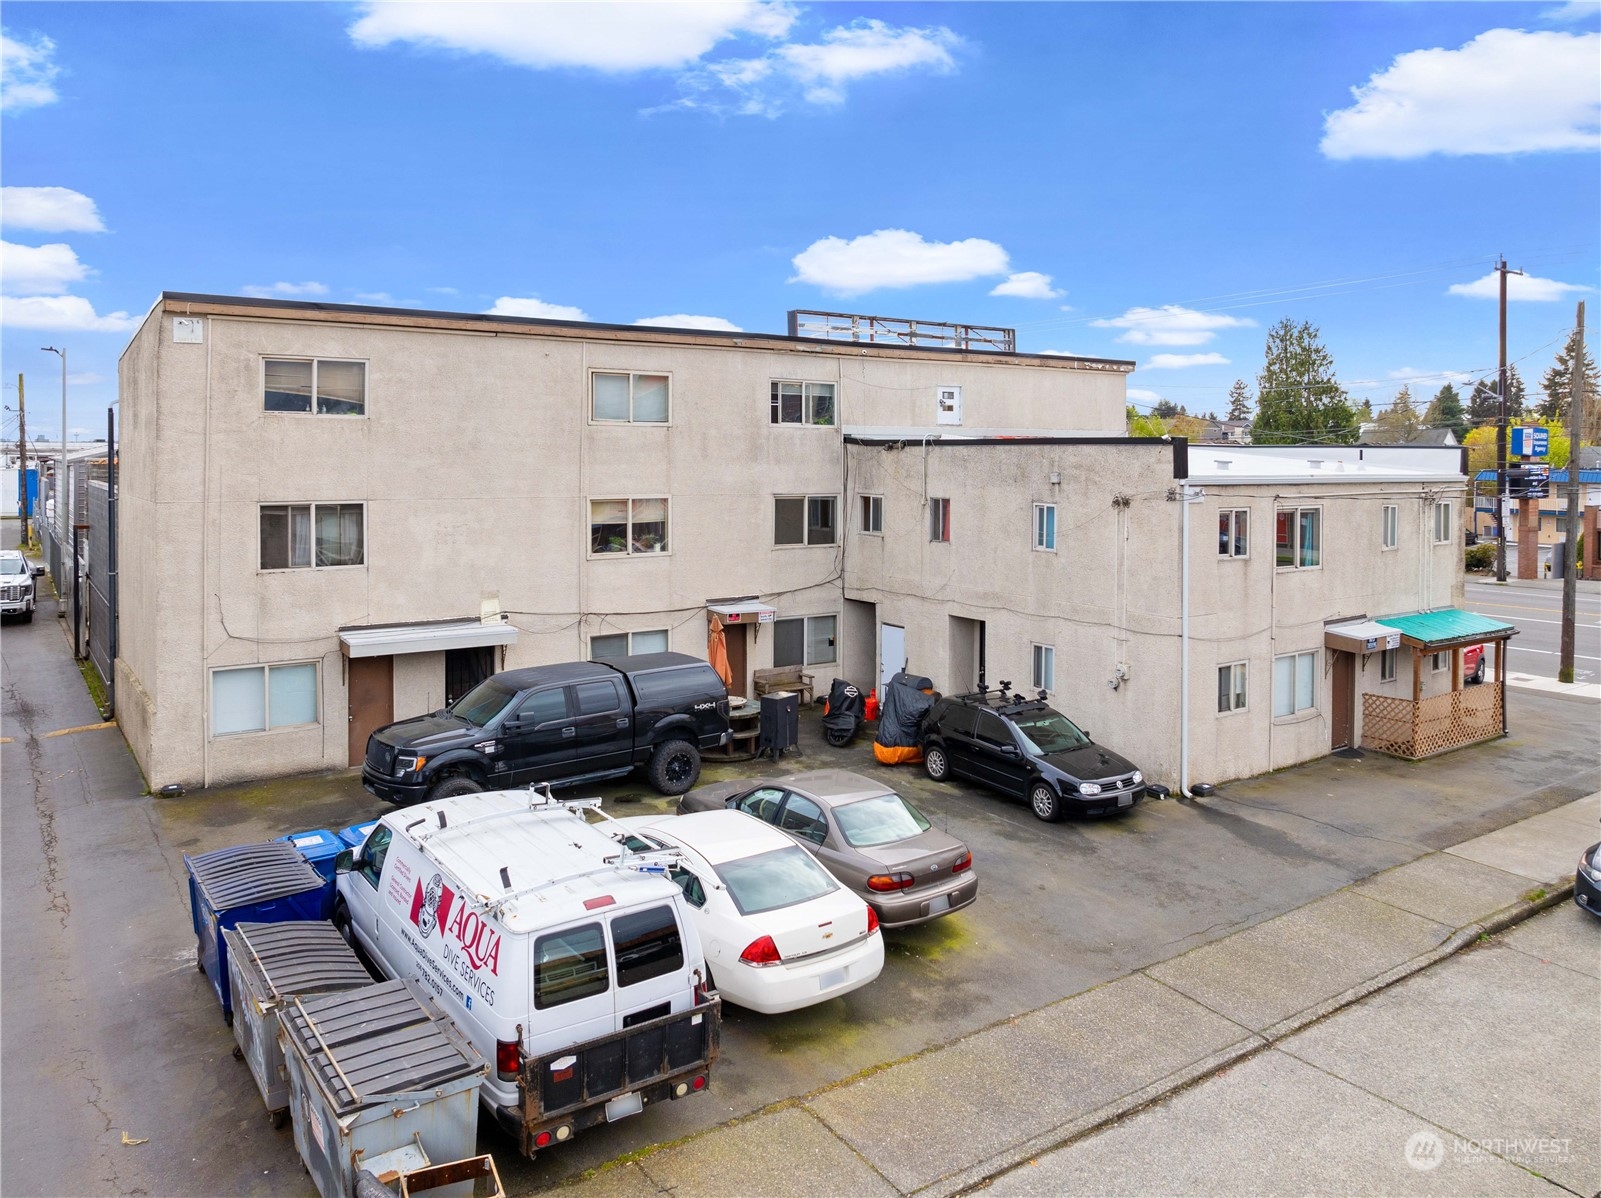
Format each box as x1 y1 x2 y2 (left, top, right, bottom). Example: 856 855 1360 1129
880 624 906 692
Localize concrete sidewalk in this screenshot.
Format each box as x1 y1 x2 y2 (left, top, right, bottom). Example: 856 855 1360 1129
561 794 1600 1198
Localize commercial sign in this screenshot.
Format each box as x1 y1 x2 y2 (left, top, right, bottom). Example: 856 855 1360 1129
1510 426 1549 458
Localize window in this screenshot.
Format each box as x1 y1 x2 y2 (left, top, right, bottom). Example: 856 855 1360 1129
535 924 609 1008
516 687 570 727
591 372 669 423
929 497 951 543
1032 644 1055 693
575 679 624 714
860 494 883 534
590 629 669 658
1272 651 1317 716
1433 501 1451 543
774 496 837 546
773 614 837 667
611 906 684 988
591 498 669 554
669 868 706 908
736 787 784 823
1431 651 1449 673
1380 648 1398 682
264 358 366 416
834 793 930 848
210 662 318 735
358 825 392 889
260 503 364 569
1218 509 1249 558
1217 663 1247 713
1034 504 1057 551
714 846 837 916
769 381 836 426
974 710 1014 749
1382 504 1399 550
1275 507 1321 569
778 794 828 845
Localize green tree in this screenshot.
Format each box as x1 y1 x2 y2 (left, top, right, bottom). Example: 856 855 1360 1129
1153 399 1182 420
1537 327 1599 437
1127 405 1167 437
1374 384 1420 441
1468 364 1526 426
1250 318 1357 444
1225 379 1252 422
1423 382 1467 441
1355 397 1374 422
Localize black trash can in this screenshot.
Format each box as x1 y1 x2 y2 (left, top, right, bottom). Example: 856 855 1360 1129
758 692 800 760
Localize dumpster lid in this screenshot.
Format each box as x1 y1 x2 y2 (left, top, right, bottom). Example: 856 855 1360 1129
281 979 485 1116
229 922 374 1000
186 841 325 911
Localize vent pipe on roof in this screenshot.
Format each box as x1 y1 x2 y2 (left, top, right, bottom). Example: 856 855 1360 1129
438 811 447 828
500 866 512 890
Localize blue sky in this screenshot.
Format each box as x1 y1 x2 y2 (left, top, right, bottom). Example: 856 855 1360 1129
2 1 1598 439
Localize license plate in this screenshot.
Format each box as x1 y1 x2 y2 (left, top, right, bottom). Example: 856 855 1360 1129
605 1091 644 1122
928 893 951 914
1118 794 1133 808
818 967 847 991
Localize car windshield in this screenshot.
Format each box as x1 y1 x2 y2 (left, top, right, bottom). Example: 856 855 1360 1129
834 793 931 848
714 845 837 916
1012 708 1091 756
0 558 25 576
449 677 518 727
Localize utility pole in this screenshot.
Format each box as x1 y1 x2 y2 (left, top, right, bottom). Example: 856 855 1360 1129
16 373 28 545
1494 257 1522 582
1559 301 1585 683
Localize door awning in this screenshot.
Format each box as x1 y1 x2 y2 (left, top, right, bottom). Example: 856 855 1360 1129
707 601 776 625
339 617 518 658
1324 620 1401 653
1375 608 1517 650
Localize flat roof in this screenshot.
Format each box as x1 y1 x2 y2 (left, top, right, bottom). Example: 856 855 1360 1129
153 292 1135 372
1188 444 1467 485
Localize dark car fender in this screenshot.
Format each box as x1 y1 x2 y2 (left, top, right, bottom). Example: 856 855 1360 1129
418 748 493 788
642 713 703 753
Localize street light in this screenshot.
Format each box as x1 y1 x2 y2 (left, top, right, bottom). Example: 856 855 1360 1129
42 345 65 543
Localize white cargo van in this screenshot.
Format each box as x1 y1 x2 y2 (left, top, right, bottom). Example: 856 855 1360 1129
333 788 720 1157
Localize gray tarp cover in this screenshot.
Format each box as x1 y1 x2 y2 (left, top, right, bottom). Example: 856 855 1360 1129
875 672 935 748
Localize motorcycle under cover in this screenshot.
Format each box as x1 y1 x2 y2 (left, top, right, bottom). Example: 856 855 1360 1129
875 672 934 749
822 678 863 731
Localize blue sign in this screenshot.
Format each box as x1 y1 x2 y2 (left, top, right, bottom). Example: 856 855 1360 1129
1510 426 1549 458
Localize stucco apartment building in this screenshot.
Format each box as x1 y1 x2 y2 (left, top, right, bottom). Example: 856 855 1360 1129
116 293 1471 792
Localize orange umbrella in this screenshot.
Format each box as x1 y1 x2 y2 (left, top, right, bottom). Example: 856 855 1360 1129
707 613 733 688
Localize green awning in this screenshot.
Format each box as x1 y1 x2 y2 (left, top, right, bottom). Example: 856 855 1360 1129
1375 608 1516 649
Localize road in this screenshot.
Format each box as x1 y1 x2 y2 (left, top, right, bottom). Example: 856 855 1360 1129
1464 579 1601 683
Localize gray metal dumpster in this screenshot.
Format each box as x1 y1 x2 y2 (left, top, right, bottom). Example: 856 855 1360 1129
280 979 487 1198
224 921 374 1127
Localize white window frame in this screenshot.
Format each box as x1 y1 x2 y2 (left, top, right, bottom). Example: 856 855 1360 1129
589 497 671 557
774 495 838 547
1217 662 1248 713
589 371 672 425
1275 506 1322 570
1218 508 1249 559
929 497 951 543
1272 650 1318 718
1031 643 1055 693
209 661 320 737
258 502 366 571
262 357 368 417
1033 503 1057 552
590 629 670 659
1380 647 1398 683
1433 501 1451 544
1382 504 1399 551
769 380 836 427
772 613 838 667
860 494 883 535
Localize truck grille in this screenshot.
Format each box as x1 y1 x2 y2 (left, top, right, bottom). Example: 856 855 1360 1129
1 585 22 602
366 740 397 775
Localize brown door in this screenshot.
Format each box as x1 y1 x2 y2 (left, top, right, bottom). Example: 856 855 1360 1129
725 623 748 700
348 655 394 766
1331 650 1354 749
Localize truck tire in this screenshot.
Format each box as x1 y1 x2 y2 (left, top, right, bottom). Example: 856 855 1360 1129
20 609 32 624
647 740 701 795
425 775 483 804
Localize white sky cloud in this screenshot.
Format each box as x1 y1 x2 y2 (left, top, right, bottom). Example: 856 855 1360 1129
241 281 329 299
989 271 1063 300
1126 388 1165 404
1542 1 1600 23
350 1 794 72
1385 367 1474 386
1 187 106 233
485 296 590 321
67 371 105 385
1141 352 1229 370
1 31 60 112
1090 305 1255 346
1446 271 1590 301
1 295 138 332
635 314 742 331
775 19 958 105
1 240 87 295
790 228 1009 295
353 292 396 305
1321 29 1601 159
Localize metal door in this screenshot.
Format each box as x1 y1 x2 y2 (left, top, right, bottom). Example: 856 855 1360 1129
879 624 906 693
973 710 1031 796
569 677 633 773
445 646 495 707
347 656 394 766
1331 651 1354 749
500 686 575 782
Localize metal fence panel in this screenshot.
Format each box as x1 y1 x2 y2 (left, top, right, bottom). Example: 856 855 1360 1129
87 480 113 685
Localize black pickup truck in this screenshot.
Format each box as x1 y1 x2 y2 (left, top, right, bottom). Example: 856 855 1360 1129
362 652 730 803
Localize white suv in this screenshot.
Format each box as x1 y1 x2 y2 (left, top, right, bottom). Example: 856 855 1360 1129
0 551 37 623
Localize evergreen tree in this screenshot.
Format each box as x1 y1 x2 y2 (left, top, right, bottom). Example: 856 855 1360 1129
1250 318 1357 445
1423 382 1467 441
1375 384 1420 441
1467 365 1527 426
1153 399 1181 420
1537 328 1599 435
1356 397 1374 422
1225 379 1252 422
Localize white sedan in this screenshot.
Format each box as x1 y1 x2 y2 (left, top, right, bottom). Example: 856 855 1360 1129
612 811 884 1014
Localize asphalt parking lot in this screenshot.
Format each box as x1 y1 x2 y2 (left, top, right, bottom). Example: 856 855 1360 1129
5 570 1599 1195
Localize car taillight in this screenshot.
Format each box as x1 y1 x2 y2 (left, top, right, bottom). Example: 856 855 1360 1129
740 935 781 965
496 1039 521 1082
866 907 879 935
866 873 914 892
951 851 972 873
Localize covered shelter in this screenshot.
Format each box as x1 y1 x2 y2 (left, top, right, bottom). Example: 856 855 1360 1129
1355 609 1517 759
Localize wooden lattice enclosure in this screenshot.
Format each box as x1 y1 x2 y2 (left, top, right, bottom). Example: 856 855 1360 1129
1361 686 1503 759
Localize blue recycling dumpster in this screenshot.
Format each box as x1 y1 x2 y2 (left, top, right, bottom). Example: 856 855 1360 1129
337 819 380 851
185 841 328 1024
277 829 345 916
